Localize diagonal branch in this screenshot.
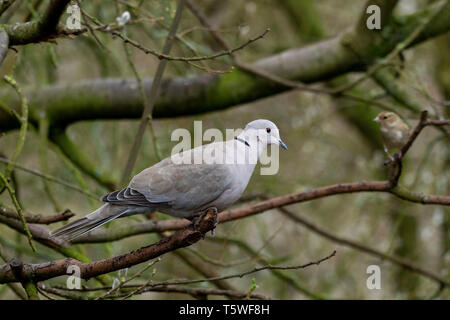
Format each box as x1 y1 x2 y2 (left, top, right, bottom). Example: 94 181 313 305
0 0 16 16
279 207 450 288
0 209 218 284
386 110 450 185
0 156 101 200
0 172 36 252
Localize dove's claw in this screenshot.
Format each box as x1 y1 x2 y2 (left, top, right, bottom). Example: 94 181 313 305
191 214 203 229
191 207 217 226
191 207 219 237
204 207 219 236
210 213 219 237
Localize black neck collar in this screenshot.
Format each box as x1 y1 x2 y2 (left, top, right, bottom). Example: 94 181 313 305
234 136 250 147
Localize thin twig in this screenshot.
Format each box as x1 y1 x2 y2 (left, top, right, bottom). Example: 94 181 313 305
113 286 270 300
75 0 108 51
120 0 186 185
386 110 449 185
278 207 450 288
2 76 28 188
0 157 100 200
123 33 162 161
44 284 270 300
94 257 161 300
54 250 335 294
0 208 219 283
112 27 270 62
207 236 325 299
0 207 74 225
0 173 35 252
38 117 63 212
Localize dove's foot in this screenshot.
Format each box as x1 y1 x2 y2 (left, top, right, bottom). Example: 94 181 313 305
191 207 219 237
210 212 219 237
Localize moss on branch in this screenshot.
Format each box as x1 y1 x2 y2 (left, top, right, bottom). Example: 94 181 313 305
0 1 449 131
1 0 70 45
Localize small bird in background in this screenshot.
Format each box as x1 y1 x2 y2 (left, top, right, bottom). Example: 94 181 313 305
51 119 288 242
373 111 410 160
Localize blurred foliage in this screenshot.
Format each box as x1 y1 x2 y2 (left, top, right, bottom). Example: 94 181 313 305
0 0 448 299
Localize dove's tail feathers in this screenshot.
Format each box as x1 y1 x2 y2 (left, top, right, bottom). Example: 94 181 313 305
51 204 133 241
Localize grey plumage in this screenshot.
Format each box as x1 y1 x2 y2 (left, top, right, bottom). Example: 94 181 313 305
51 119 287 241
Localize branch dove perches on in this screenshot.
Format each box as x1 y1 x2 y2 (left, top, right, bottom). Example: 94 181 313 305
52 119 288 241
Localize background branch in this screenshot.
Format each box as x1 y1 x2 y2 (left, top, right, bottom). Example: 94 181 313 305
121 0 186 185
2 0 70 45
1 1 450 131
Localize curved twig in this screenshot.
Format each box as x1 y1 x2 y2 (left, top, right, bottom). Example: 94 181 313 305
0 207 74 225
279 207 450 288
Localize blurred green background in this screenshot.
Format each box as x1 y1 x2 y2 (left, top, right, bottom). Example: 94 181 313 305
0 0 449 299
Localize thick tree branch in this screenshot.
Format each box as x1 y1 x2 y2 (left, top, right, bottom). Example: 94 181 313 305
8 258 40 299
0 209 218 283
0 213 114 286
1 0 70 46
0 242 27 300
1 1 449 131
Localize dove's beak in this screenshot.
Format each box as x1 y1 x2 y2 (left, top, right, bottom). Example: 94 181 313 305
373 116 380 123
279 139 288 150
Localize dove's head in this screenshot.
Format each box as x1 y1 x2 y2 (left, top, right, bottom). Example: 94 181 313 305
241 119 288 150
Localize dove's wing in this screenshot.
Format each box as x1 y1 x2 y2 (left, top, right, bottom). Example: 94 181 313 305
130 159 232 212
103 144 233 213
101 187 156 206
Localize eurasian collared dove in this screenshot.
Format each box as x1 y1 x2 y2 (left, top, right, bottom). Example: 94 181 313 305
51 119 287 241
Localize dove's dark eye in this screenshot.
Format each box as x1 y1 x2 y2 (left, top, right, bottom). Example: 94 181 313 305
383 116 388 119
266 128 271 133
